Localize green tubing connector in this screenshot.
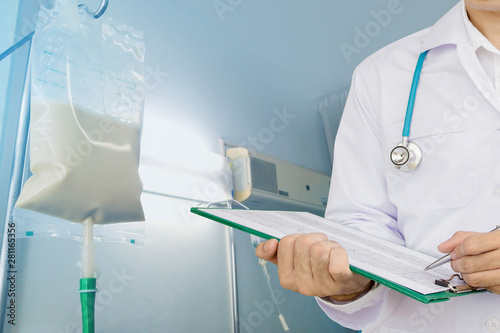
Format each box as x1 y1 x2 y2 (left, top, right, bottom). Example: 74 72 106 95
80 278 97 333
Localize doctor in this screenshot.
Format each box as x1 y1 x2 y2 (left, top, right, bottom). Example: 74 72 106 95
256 0 500 331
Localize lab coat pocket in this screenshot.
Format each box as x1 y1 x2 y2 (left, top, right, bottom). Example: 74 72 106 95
395 125 478 211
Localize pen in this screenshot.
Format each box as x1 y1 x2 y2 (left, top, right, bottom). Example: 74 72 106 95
424 225 500 271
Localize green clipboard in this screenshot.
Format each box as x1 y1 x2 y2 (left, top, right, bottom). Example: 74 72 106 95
190 207 487 304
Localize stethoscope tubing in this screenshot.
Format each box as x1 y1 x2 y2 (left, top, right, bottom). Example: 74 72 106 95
402 50 429 138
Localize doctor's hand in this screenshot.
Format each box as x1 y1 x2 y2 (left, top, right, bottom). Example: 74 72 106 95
438 229 500 294
255 233 373 301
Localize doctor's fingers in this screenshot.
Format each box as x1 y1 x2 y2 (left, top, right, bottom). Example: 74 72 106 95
255 238 279 265
279 238 368 297
437 231 476 254
276 233 328 294
486 285 500 295
460 268 500 290
450 230 500 259
451 248 500 273
292 239 349 297
310 240 369 297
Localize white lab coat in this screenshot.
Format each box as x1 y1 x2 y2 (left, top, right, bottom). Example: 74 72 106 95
317 2 500 332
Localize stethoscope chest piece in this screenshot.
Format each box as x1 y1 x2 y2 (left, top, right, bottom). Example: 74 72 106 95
391 50 429 172
390 141 422 171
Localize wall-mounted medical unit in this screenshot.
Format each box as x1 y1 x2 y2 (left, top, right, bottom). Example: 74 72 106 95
226 147 330 216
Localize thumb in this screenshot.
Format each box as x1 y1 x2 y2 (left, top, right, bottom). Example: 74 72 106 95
437 231 476 255
255 239 279 265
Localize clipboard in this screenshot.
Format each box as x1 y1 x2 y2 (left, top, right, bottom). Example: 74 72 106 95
190 207 487 304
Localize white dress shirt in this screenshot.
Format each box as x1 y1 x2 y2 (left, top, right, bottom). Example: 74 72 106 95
462 2 500 94
316 1 500 332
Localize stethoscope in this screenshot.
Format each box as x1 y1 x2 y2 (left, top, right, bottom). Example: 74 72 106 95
390 50 429 171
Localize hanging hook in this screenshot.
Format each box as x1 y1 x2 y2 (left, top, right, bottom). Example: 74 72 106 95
78 0 109 19
92 0 108 19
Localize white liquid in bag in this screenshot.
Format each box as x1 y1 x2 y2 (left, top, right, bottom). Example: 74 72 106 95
16 102 145 224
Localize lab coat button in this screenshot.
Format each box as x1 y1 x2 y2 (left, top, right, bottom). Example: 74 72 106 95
487 318 500 331
494 188 500 199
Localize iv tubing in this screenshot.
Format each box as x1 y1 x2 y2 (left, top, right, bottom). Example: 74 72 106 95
80 218 96 333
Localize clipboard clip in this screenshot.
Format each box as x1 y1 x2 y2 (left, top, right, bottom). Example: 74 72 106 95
435 274 484 294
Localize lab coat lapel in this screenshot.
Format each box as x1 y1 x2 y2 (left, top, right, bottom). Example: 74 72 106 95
421 1 500 112
457 43 500 112
421 2 464 52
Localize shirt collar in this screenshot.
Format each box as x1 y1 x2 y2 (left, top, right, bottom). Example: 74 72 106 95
462 1 500 54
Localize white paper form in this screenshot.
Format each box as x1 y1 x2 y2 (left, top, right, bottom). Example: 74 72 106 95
199 209 466 295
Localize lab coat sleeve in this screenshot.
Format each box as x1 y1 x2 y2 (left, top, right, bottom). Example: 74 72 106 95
315 283 387 331
319 63 403 328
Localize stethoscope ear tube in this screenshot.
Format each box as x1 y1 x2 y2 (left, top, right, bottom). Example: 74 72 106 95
390 50 429 171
